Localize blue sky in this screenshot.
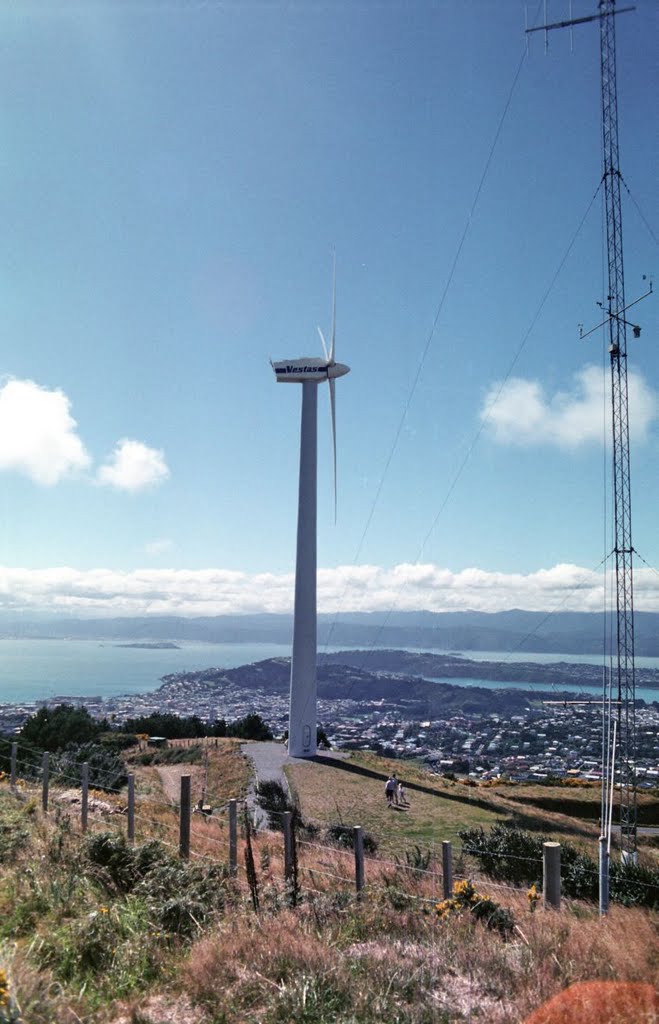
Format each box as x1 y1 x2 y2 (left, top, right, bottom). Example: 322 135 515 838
0 0 656 617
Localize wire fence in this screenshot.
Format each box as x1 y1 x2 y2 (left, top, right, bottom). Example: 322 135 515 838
2 735 657 916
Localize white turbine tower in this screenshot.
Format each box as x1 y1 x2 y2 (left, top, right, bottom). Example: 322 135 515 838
272 267 350 757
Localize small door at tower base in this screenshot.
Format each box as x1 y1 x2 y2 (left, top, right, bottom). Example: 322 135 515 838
303 726 311 751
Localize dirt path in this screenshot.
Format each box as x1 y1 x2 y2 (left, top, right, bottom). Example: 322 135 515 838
156 763 206 804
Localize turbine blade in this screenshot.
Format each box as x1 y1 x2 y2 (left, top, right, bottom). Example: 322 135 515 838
317 326 329 362
330 253 336 362
329 376 337 522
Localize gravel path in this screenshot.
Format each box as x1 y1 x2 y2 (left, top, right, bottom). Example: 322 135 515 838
240 741 294 827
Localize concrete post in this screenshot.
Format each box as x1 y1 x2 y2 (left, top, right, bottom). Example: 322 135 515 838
10 742 17 788
229 798 237 877
543 841 561 910
442 840 453 900
599 835 609 917
354 826 365 896
81 762 89 833
41 751 50 813
179 775 191 859
127 773 135 843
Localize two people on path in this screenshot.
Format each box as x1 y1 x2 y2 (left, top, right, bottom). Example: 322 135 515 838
385 773 409 808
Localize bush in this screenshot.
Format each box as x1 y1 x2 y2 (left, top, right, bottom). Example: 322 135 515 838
435 879 515 938
325 822 378 855
133 745 203 767
227 713 273 741
123 713 207 739
84 832 227 937
255 779 295 831
459 824 659 909
53 742 127 793
20 705 105 752
98 732 139 751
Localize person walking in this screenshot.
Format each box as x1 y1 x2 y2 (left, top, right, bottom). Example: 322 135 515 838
385 775 397 807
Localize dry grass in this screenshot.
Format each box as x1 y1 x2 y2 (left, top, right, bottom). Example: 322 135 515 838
181 892 659 1024
2 777 658 1024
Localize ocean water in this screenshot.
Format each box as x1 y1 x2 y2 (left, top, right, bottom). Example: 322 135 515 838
0 638 657 705
0 639 292 704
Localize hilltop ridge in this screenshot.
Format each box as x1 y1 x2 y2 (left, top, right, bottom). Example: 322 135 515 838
3 609 659 655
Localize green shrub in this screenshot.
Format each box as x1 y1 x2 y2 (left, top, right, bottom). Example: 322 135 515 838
132 745 203 767
459 824 659 909
325 822 378 855
53 742 126 792
435 879 515 938
255 779 295 831
20 705 105 752
84 832 227 937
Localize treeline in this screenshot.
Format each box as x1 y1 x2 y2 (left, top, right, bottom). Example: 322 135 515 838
0 705 275 791
123 711 273 741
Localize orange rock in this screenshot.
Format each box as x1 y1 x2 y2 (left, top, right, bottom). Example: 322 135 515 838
524 981 658 1024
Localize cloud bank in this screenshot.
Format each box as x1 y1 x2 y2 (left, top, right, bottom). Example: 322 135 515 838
0 562 657 616
0 378 169 491
482 365 658 447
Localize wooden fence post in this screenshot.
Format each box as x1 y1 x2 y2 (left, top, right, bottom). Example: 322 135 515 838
41 751 50 813
10 742 17 788
442 840 453 900
543 841 561 910
229 798 237 877
179 775 191 859
283 811 293 882
354 826 365 896
127 773 135 843
599 834 609 917
81 762 89 833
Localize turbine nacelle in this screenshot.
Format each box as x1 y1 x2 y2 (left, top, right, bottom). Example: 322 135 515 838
271 357 350 383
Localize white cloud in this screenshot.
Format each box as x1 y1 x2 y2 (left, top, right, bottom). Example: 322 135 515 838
0 378 91 485
482 364 658 447
0 561 657 616
97 439 170 492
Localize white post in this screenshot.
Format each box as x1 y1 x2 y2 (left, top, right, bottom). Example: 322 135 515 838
288 381 318 759
543 841 561 910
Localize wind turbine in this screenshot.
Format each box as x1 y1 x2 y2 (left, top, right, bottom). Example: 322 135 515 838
272 265 350 757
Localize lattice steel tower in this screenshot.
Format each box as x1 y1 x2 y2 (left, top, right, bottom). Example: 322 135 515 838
528 1 639 857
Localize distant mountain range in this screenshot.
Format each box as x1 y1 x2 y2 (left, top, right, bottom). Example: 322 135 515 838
1 609 658 656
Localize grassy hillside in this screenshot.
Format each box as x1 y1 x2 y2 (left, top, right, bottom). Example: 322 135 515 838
0 744 657 1024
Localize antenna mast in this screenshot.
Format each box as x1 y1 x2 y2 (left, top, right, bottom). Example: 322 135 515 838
528 1 639 859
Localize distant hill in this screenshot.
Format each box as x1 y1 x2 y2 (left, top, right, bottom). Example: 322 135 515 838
1 609 658 655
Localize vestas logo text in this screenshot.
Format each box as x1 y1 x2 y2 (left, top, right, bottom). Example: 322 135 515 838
277 365 326 374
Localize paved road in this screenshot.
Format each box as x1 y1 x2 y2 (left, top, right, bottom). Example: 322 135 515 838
240 742 349 828
240 741 294 828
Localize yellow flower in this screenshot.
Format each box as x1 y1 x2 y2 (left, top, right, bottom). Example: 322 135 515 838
99 906 109 914
0 968 9 1010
